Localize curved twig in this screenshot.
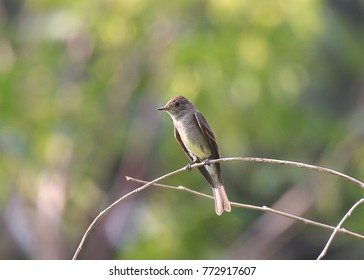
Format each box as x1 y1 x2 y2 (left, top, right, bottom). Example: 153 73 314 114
127 177 364 242
317 198 364 260
209 157 364 189
72 157 364 260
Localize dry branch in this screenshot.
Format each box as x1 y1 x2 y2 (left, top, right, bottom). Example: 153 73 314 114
317 198 364 260
72 157 364 260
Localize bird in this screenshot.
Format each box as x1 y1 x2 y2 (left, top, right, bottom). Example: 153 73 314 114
157 96 231 215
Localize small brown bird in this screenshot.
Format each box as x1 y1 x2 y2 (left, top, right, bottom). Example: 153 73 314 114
157 96 231 215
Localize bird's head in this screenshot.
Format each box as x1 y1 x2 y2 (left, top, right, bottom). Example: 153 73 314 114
157 96 194 119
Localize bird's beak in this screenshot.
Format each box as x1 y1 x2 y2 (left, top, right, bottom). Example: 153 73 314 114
157 105 170 111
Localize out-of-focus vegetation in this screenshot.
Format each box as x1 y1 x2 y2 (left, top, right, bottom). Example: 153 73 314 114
1 0 364 259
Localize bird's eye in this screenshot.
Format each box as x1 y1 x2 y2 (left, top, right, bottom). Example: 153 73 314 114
175 101 180 107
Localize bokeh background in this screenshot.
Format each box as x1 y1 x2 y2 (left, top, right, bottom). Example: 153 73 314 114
1 0 364 260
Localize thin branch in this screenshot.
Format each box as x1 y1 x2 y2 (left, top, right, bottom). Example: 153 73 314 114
72 164 190 260
317 198 364 260
208 157 364 189
72 157 364 260
127 177 364 242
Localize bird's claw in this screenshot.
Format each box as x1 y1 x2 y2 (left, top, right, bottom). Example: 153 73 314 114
186 159 199 172
186 163 192 172
203 159 212 166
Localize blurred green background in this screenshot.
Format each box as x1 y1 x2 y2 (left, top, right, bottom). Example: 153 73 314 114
1 0 364 260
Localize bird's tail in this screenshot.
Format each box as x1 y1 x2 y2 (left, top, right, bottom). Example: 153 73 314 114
212 185 231 216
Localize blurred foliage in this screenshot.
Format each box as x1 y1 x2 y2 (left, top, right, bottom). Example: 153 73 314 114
0 0 364 259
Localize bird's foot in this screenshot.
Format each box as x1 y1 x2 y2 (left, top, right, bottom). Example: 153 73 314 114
186 159 199 172
203 159 212 166
186 163 193 172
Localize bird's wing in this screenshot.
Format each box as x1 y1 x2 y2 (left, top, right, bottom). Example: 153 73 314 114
174 127 214 186
194 111 220 160
194 111 223 181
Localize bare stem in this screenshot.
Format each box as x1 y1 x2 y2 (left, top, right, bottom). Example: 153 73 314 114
208 157 364 189
317 198 364 260
72 157 364 260
72 164 189 260
127 177 364 242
